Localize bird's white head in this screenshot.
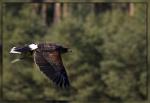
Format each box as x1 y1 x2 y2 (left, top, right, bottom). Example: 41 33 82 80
28 43 38 50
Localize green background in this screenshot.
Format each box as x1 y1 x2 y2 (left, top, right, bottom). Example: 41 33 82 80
0 0 149 103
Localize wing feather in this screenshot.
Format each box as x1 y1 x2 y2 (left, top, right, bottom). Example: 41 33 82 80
34 50 70 88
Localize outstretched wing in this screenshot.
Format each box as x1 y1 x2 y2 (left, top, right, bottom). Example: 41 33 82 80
34 50 70 88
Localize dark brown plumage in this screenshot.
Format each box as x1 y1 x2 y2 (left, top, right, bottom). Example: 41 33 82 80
34 43 70 88
10 43 70 88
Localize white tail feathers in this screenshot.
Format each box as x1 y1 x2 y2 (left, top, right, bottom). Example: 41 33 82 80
10 47 21 54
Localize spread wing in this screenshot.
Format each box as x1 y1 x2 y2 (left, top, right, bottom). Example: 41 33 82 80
34 50 70 88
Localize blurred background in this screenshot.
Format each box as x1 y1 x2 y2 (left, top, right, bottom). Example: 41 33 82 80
1 1 148 103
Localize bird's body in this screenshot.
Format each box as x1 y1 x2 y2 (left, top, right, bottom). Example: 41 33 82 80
10 43 70 88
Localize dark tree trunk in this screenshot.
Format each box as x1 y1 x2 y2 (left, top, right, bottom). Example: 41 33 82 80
94 3 112 14
31 0 43 3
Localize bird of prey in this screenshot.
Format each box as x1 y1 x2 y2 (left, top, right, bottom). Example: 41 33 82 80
10 43 71 88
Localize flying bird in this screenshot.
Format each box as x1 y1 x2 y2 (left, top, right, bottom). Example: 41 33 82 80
10 43 71 88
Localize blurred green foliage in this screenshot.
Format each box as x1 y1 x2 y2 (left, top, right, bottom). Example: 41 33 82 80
1 2 148 103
